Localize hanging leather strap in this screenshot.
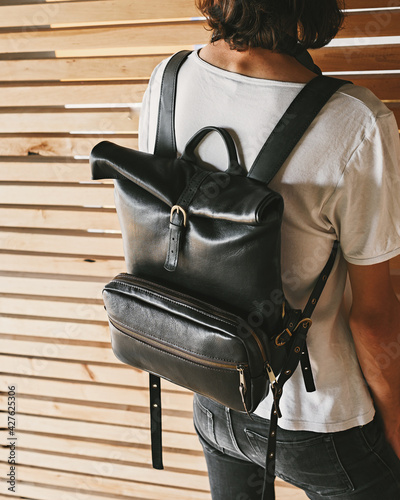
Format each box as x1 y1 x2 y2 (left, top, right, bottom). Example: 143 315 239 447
261 240 339 500
149 374 163 469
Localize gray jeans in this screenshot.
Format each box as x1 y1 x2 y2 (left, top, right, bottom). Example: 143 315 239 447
193 394 400 500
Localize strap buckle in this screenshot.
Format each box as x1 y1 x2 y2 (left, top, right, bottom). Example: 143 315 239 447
275 328 292 347
170 205 187 226
275 318 313 347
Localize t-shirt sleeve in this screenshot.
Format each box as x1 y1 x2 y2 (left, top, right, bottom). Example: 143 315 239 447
323 111 400 265
138 83 151 153
138 58 170 154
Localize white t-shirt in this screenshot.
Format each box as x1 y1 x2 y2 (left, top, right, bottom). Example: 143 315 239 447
139 50 400 433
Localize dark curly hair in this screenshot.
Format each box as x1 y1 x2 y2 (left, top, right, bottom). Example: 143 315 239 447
196 0 345 54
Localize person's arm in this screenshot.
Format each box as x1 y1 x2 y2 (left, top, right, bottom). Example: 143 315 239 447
348 260 400 458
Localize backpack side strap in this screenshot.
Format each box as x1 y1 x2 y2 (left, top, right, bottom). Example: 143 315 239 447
154 50 192 158
247 76 351 185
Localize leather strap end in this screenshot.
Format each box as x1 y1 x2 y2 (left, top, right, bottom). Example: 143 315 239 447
149 374 163 470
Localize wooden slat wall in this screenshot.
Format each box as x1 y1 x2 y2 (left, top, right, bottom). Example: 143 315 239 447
0 1 399 500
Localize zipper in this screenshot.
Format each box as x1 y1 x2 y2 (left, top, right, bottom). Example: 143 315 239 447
109 314 251 411
113 274 268 364
109 314 247 372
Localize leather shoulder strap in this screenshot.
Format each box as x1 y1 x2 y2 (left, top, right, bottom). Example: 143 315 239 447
154 50 192 158
247 76 351 185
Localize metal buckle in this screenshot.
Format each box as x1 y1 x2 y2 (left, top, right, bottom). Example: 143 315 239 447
170 205 187 227
275 328 292 347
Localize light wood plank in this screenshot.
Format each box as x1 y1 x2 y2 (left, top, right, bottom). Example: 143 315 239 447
312 44 400 72
346 0 400 8
340 9 400 38
0 56 162 82
0 486 124 500
0 207 120 231
0 135 137 156
0 394 193 430
0 431 206 471
0 463 211 500
0 449 209 490
345 75 400 100
0 252 123 276
0 410 197 448
0 109 138 133
0 82 148 104
0 317 110 341
0 21 208 54
0 276 104 299
0 374 192 411
0 160 93 182
0 354 189 394
0 297 106 321
0 184 115 206
0 0 200 28
0 337 116 363
0 13 398 56
390 255 400 269
388 102 400 127
0 231 123 257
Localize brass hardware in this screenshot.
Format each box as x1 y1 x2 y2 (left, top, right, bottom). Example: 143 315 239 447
170 205 187 226
281 300 286 319
275 328 292 347
294 346 300 353
266 363 277 387
294 318 312 331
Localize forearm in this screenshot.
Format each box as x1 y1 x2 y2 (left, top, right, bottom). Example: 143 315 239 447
349 297 400 454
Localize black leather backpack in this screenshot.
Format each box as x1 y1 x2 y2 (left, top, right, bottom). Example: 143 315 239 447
91 50 349 499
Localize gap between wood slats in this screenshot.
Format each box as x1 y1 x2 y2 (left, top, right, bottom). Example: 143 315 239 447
0 463 211 500
0 0 200 28
0 135 138 156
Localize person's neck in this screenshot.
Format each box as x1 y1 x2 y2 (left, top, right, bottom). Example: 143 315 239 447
198 40 317 83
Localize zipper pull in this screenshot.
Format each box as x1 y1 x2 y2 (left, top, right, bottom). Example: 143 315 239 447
237 365 247 393
265 363 277 388
237 365 252 417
